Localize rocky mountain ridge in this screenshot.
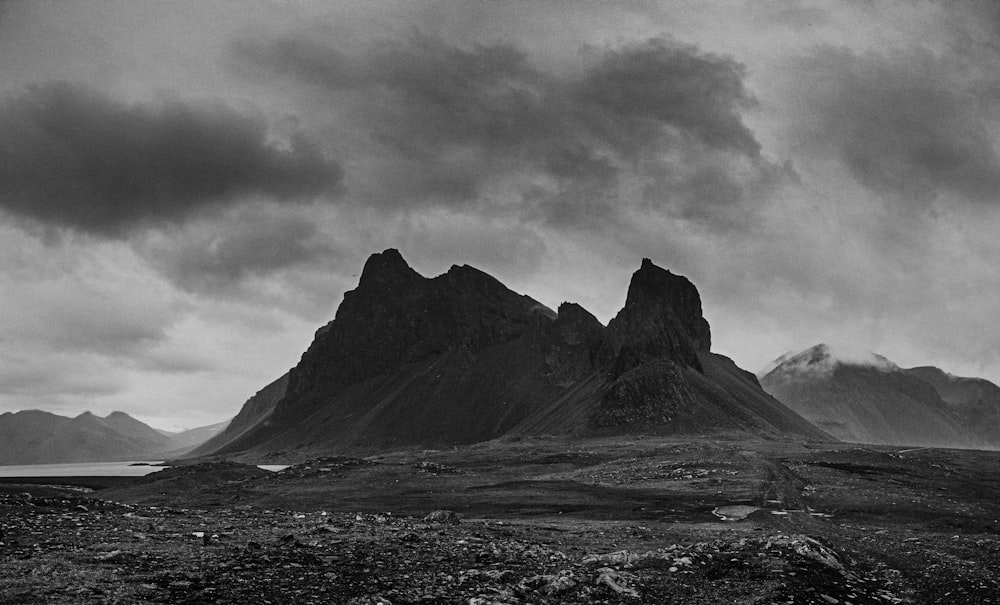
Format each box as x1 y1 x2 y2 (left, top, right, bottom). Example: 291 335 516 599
194 250 827 459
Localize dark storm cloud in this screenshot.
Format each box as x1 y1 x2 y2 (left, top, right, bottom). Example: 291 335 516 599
231 33 775 228
0 81 344 236
572 38 760 158
136 208 341 295
787 46 1000 205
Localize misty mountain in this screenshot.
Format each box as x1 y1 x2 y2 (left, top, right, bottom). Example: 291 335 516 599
194 250 827 459
760 344 1000 449
160 420 232 452
0 410 181 465
903 366 1000 446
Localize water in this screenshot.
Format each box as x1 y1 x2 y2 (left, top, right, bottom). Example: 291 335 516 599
257 464 289 472
0 461 168 477
0 461 290 477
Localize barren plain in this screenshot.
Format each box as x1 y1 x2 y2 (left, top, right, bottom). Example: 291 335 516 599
2 436 999 604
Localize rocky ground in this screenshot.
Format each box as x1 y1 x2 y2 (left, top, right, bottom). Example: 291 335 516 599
2 437 999 604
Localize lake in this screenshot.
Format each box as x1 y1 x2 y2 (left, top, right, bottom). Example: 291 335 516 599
0 461 168 477
0 461 290 477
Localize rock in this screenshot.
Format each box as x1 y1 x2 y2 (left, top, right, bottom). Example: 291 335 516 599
583 550 640 567
424 510 461 525
766 535 845 572
94 550 125 562
346 597 392 605
518 570 578 595
414 461 460 474
594 567 640 598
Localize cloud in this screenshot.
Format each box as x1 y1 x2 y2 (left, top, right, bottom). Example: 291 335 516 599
0 81 344 236
230 32 782 231
134 205 342 296
784 46 1000 205
0 264 185 359
0 350 124 399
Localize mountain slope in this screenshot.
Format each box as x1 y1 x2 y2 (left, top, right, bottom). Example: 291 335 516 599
760 344 993 448
186 374 288 458
0 410 180 464
904 366 1000 446
164 420 232 451
196 250 828 459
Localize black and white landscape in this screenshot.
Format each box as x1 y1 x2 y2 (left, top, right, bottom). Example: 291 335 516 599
3 2 1000 604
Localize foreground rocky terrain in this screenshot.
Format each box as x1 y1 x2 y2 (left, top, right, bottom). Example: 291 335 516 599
3 437 999 604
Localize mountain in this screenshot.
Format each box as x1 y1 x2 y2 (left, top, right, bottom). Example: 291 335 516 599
760 344 998 449
194 250 828 459
186 374 287 457
0 410 180 464
160 420 232 452
903 366 1000 446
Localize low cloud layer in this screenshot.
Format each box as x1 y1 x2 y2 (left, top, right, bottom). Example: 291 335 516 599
0 81 343 236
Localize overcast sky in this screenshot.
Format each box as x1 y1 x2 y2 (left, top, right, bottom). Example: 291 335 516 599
2 1 999 430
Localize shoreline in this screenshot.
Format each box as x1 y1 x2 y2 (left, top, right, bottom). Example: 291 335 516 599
0 475 138 494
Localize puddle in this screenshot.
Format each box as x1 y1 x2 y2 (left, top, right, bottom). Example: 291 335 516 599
712 505 760 521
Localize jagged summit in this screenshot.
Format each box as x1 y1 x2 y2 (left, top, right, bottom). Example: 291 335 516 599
193 251 828 458
627 259 711 352
357 248 421 289
605 258 710 378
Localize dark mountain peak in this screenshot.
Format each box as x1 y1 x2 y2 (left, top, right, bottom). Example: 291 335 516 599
605 259 711 377
553 302 605 348
107 411 131 419
280 251 554 409
442 263 499 285
357 248 422 290
557 302 602 327
624 258 711 352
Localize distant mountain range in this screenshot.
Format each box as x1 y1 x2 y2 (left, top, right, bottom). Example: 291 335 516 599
760 344 1000 449
0 410 225 465
192 249 828 460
